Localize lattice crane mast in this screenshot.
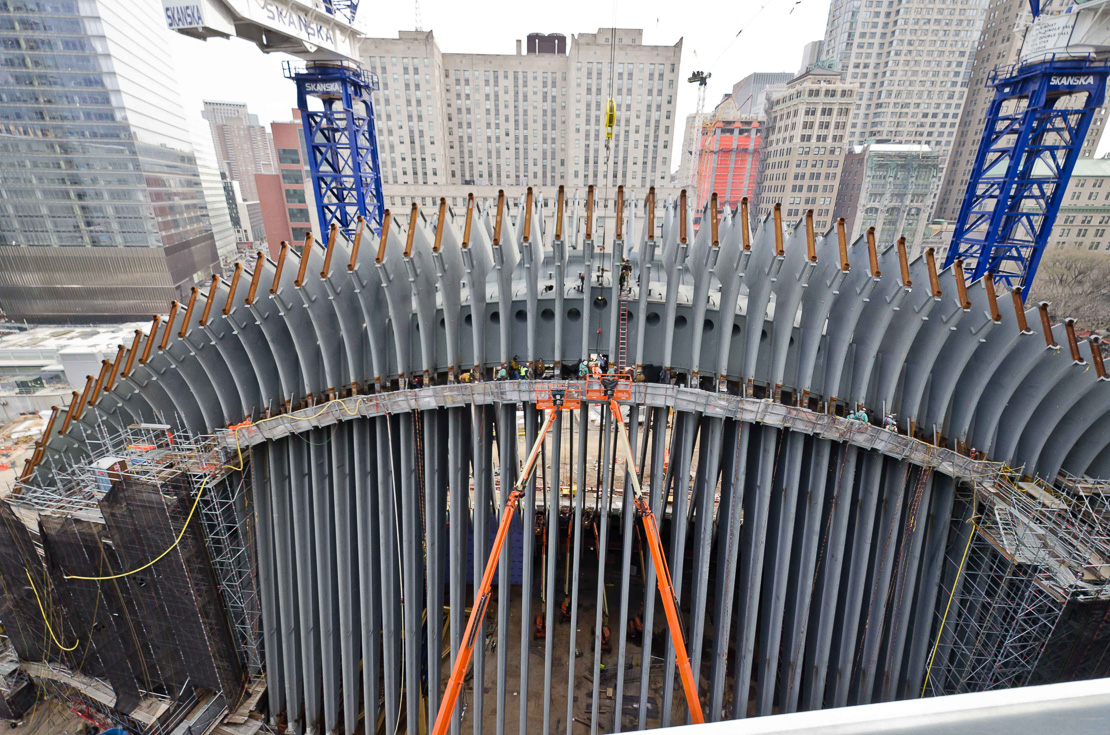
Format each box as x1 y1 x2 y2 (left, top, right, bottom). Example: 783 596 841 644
162 0 384 240
946 0 1110 299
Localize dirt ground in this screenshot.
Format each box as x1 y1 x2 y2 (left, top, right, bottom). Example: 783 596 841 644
6 698 88 735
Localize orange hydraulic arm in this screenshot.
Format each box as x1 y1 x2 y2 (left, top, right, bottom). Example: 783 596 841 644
432 385 580 735
591 372 706 723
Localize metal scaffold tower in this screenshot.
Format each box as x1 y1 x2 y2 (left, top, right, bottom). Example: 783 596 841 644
285 61 386 240
945 58 1110 298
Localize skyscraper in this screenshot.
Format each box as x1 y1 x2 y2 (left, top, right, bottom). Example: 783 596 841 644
933 0 1109 221
755 67 859 232
202 101 279 202
0 0 221 322
360 29 682 212
820 0 986 161
835 142 941 247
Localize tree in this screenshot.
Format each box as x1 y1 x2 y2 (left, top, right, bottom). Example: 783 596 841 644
1027 249 1110 333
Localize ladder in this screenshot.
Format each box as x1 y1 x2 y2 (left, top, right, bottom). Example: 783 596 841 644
617 277 630 373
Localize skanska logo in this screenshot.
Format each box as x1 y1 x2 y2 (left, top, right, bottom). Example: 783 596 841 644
1050 75 1095 86
164 3 203 27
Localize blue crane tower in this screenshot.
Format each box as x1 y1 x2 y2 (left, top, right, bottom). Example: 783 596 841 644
946 0 1110 300
284 60 385 239
163 0 383 243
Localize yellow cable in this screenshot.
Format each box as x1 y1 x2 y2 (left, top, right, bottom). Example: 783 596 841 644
25 569 79 651
919 513 978 698
62 395 368 581
63 473 210 581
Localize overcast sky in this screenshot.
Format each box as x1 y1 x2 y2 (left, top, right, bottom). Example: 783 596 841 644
167 0 833 170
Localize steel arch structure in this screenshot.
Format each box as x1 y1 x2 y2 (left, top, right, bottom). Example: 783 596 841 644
11 190 1110 734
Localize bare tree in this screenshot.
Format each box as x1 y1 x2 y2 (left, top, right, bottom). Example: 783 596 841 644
1027 249 1110 332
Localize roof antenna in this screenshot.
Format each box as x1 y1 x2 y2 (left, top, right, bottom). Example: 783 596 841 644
415 0 423 31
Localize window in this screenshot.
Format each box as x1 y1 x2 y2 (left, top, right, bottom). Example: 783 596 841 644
284 188 307 204
287 207 310 223
292 226 312 242
277 148 300 165
281 169 303 184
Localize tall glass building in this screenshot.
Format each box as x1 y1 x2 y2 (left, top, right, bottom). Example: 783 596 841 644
0 0 221 322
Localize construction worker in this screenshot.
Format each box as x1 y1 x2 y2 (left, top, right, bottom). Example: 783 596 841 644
857 406 869 424
497 364 509 380
579 361 589 379
535 358 546 379
883 413 897 431
459 371 472 384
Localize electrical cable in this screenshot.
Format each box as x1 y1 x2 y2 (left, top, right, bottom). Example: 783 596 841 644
920 501 980 697
26 569 79 651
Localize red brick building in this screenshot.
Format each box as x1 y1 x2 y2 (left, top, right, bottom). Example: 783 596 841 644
256 115 316 259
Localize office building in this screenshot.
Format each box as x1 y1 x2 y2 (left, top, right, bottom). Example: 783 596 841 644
256 118 320 259
360 29 682 214
755 67 858 232
0 0 221 322
835 142 941 249
1049 158 1110 253
194 121 239 267
202 101 278 202
934 0 1108 221
222 179 253 245
798 40 824 75
730 72 793 118
820 0 986 163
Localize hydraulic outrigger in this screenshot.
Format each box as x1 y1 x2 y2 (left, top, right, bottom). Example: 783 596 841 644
431 373 705 735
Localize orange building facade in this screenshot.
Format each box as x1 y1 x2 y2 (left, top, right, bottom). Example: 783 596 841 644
693 117 762 214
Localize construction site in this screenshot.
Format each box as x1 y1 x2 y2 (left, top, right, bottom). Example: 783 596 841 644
3 0 1110 731
0 183 1107 734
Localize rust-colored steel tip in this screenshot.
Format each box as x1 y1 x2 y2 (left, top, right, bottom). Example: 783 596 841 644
347 217 366 272
1089 336 1106 379
1038 302 1057 347
141 315 161 364
247 251 266 303
952 260 971 309
804 210 816 262
224 264 243 315
160 301 180 350
1065 319 1084 363
320 225 338 279
294 231 314 286
404 203 419 258
376 211 393 263
983 273 1001 322
433 199 447 253
271 241 289 294
200 274 220 326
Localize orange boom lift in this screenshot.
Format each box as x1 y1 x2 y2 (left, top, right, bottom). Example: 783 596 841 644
431 375 704 735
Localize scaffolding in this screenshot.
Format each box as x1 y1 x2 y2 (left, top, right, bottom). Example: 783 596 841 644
10 423 263 690
926 471 1110 697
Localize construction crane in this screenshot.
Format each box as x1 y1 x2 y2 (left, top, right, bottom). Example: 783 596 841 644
162 0 384 240
946 0 1110 299
687 70 713 210
430 374 706 735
